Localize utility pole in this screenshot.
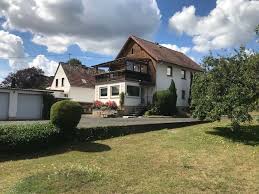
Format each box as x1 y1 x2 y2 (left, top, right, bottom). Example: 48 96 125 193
68 53 71 65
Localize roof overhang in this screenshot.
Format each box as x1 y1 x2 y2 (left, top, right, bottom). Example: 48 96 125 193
92 57 151 68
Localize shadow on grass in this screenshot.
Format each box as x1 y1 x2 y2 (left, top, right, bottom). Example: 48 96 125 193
0 141 111 162
206 125 259 146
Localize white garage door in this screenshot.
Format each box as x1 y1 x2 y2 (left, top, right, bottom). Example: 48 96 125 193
17 94 43 120
0 92 9 120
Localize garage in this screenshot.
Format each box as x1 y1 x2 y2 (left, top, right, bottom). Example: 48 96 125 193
0 92 9 120
16 93 43 120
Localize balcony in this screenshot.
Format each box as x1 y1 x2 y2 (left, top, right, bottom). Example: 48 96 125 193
93 57 153 84
95 69 151 83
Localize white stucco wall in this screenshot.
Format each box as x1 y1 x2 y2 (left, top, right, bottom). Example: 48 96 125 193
95 82 125 105
50 65 70 93
68 87 95 103
156 62 192 107
95 81 149 106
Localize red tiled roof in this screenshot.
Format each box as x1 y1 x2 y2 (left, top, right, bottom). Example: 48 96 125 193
119 36 202 71
61 63 96 88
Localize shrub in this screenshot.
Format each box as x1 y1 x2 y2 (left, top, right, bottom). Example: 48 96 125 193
151 80 177 116
105 101 118 110
93 100 104 109
0 122 60 152
50 100 83 135
153 90 172 115
119 92 125 108
93 100 118 110
42 93 56 119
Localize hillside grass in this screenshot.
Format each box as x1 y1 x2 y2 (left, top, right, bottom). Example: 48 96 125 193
0 120 258 193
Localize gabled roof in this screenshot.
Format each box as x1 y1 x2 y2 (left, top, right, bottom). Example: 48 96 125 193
116 35 202 71
60 63 96 88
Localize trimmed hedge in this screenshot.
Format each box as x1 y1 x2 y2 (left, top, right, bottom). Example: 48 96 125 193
50 100 83 135
0 122 60 152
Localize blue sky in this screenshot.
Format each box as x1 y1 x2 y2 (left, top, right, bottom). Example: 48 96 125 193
0 0 258 80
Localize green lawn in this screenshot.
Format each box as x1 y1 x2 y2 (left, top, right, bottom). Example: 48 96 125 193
0 121 258 193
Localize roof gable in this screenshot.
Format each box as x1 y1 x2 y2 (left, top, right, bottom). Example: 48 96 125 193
61 63 96 88
117 36 202 71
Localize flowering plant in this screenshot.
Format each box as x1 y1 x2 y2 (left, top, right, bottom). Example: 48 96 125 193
93 100 118 110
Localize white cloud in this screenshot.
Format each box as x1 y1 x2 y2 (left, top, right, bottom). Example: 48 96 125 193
0 30 58 76
1 0 161 55
169 0 259 52
0 30 26 70
29 55 58 76
160 44 190 54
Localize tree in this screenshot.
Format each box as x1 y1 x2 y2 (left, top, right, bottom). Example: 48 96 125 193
0 67 51 89
67 58 82 65
191 48 259 130
152 80 178 116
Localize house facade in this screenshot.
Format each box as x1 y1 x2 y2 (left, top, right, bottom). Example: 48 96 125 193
93 36 202 113
49 62 97 113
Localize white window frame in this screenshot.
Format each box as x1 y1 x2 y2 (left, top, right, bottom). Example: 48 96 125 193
126 85 140 97
167 66 172 76
110 85 120 97
99 87 108 98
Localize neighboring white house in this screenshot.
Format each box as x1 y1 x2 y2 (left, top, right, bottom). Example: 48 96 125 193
93 36 202 114
48 63 97 112
0 88 50 120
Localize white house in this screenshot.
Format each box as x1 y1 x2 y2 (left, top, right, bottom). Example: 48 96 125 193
49 63 97 113
93 36 202 114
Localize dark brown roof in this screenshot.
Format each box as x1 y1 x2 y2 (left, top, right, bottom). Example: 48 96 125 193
117 36 202 71
61 63 97 88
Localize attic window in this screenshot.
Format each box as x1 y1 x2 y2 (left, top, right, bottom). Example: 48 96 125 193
131 48 134 54
81 79 87 84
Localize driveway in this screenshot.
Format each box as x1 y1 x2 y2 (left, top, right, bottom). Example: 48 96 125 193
0 115 199 128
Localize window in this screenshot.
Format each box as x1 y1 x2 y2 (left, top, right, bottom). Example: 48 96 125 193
182 90 186 100
131 48 134 54
167 66 172 76
55 79 58 87
61 78 64 86
126 61 134 71
111 85 120 96
100 87 108 97
127 85 140 97
141 65 148 73
133 64 140 72
181 70 186 79
64 94 68 97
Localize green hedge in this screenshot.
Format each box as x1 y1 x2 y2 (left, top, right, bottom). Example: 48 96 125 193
50 100 82 136
0 122 60 152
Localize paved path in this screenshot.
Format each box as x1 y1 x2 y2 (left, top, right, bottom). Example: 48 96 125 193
78 115 199 128
0 115 199 128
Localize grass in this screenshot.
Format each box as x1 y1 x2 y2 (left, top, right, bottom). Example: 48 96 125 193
0 120 259 193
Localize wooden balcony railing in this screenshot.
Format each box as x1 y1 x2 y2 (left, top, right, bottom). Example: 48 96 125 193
95 70 151 83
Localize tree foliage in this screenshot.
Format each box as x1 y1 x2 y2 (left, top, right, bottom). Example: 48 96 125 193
152 79 177 116
0 67 51 89
67 58 82 65
191 48 259 130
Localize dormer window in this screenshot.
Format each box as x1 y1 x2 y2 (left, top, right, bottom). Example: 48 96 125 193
61 78 64 86
55 79 58 87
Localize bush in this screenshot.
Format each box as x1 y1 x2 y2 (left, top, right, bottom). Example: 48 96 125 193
151 80 177 116
50 100 83 135
93 100 118 110
153 90 172 115
0 122 60 152
42 93 56 119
